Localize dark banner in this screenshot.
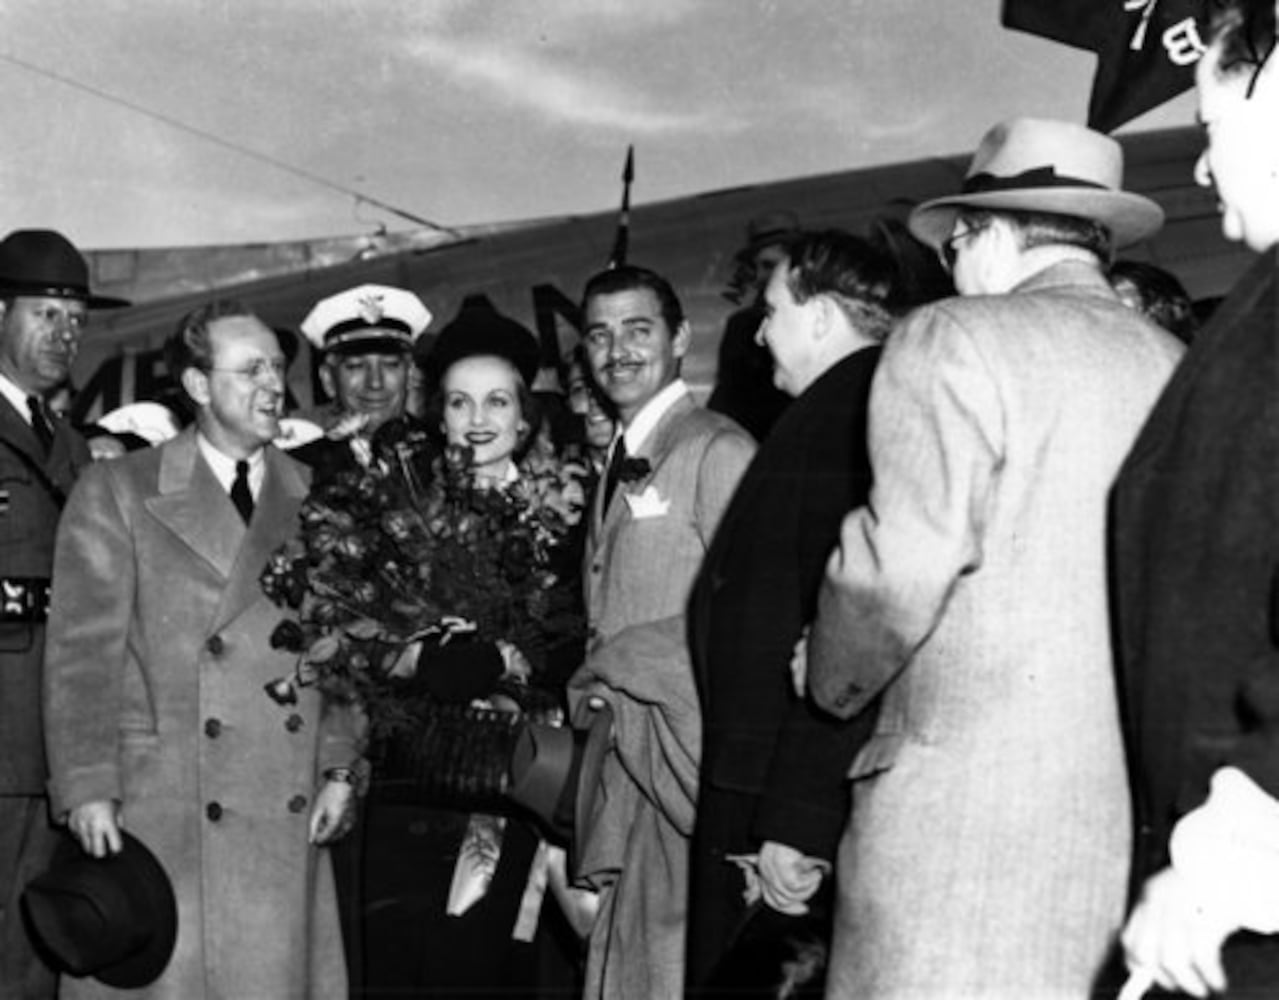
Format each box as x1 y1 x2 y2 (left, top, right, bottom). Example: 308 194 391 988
1003 0 1209 132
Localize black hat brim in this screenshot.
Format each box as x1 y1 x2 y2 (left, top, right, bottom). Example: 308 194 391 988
321 334 413 357
0 280 130 309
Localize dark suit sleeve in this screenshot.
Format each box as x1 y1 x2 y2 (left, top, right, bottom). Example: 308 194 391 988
754 380 878 860
753 698 874 860
1228 634 1279 796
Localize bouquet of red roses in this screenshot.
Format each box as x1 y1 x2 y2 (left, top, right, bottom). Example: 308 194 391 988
260 421 587 742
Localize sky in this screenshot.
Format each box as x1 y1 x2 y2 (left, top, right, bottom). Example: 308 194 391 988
0 0 1198 250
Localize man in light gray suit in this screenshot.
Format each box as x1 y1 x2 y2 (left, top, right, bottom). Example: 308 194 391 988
807 119 1184 998
567 265 754 999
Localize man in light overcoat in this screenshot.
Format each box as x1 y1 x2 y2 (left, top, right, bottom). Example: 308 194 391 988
807 119 1184 998
568 264 754 998
43 300 363 998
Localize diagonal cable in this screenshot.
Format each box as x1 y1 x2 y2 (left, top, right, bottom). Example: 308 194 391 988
0 49 460 237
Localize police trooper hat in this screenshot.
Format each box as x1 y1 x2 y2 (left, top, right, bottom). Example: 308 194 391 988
909 118 1165 251
22 832 178 988
0 229 129 308
300 284 432 357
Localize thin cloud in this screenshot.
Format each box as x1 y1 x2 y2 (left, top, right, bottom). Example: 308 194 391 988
411 35 720 134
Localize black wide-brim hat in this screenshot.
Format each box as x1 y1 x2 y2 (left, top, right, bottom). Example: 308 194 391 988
22 831 178 988
422 298 541 388
0 229 130 308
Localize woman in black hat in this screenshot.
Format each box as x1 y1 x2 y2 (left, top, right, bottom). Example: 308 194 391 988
355 300 587 998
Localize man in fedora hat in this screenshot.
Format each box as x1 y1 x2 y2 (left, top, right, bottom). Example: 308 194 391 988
0 227 126 999
804 118 1184 997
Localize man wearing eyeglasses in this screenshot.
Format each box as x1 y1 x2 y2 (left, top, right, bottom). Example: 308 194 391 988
804 119 1184 998
0 228 128 999
41 300 363 997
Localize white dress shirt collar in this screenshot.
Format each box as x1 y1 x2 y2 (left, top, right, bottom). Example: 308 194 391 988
197 433 266 499
620 378 689 456
0 372 35 426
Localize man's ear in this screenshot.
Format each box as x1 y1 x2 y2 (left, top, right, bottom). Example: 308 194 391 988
811 295 836 342
318 361 337 402
181 367 210 408
671 320 692 360
990 216 1023 255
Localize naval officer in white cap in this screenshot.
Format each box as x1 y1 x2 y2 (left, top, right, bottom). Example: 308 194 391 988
288 284 431 477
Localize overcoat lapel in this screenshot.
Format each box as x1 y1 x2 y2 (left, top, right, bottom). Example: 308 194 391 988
212 446 308 630
146 429 245 582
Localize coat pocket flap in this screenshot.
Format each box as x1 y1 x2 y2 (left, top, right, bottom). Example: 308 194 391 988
847 730 905 781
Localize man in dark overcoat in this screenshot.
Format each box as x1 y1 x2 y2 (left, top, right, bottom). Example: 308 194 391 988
0 228 125 998
686 229 897 994
1117 5 1279 995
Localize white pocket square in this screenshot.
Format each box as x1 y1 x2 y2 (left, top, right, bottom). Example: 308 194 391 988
624 486 670 519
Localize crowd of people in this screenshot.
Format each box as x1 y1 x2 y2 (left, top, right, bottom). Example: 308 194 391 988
0 1 1277 997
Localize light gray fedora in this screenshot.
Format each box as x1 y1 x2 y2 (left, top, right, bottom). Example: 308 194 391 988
909 117 1164 250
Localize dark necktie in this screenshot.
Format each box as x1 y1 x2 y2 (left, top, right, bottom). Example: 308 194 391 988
27 396 53 455
230 460 254 524
602 438 627 514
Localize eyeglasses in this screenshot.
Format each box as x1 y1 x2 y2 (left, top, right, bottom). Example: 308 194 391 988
939 222 991 272
204 358 287 383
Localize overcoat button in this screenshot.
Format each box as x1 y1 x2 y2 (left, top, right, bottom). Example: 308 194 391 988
206 802 223 821
204 718 222 738
288 795 308 814
205 634 225 656
591 563 602 575
285 714 304 733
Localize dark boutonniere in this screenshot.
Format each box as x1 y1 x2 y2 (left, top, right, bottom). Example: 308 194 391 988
617 456 651 484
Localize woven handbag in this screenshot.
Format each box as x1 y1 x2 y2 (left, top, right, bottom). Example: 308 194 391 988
368 686 564 812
